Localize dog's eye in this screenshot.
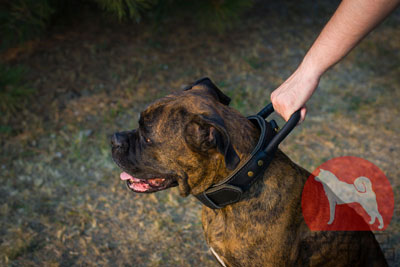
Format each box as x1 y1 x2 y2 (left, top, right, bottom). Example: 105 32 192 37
145 138 152 144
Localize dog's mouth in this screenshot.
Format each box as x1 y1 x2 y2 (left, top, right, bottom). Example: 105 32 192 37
120 172 178 193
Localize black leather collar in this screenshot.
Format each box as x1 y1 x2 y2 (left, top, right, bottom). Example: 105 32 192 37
181 77 300 209
194 100 300 209
195 115 279 209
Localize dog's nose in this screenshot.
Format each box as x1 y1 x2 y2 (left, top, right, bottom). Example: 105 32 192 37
111 132 129 148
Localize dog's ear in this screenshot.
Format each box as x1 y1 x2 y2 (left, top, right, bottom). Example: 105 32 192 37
184 114 240 170
184 77 231 105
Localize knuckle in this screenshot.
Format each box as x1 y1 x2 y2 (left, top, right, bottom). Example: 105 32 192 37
270 92 277 102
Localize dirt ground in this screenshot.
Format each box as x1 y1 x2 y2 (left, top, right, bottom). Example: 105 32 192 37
1 1 399 266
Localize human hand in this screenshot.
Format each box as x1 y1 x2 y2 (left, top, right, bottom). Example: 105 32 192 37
271 62 321 124
270 0 400 124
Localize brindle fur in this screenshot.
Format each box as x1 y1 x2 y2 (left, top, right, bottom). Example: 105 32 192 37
111 82 387 266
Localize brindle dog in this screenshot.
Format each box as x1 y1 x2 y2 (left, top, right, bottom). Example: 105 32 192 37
111 78 387 266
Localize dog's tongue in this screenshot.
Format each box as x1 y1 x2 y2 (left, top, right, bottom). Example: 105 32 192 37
120 172 151 192
120 172 142 182
120 172 165 192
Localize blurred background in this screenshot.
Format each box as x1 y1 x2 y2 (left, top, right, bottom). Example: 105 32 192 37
0 0 399 266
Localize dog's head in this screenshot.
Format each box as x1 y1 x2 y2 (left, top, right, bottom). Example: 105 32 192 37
111 78 257 196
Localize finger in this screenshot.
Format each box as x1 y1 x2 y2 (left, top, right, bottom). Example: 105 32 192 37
297 105 307 125
271 98 286 121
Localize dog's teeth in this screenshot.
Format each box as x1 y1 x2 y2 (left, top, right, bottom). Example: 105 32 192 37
148 178 165 186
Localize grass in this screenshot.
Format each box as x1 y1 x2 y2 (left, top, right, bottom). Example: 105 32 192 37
0 1 399 266
0 63 34 114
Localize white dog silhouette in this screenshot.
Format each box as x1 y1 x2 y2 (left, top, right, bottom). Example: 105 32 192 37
315 169 383 229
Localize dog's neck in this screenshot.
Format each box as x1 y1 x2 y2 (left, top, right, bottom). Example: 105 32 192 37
189 109 301 198
212 111 263 183
210 111 301 202
227 113 261 159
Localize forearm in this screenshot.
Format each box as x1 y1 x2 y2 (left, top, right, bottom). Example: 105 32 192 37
271 0 399 122
302 0 400 77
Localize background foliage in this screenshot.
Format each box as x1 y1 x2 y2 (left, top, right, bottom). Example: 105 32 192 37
0 0 254 117
1 0 254 49
0 0 55 48
0 63 33 114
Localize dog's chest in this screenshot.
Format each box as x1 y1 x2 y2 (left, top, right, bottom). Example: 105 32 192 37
202 208 287 266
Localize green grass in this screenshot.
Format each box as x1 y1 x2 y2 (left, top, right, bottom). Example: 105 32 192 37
0 0 54 49
0 63 34 113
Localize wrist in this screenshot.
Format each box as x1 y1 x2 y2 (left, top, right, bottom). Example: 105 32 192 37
298 54 325 80
293 56 323 91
